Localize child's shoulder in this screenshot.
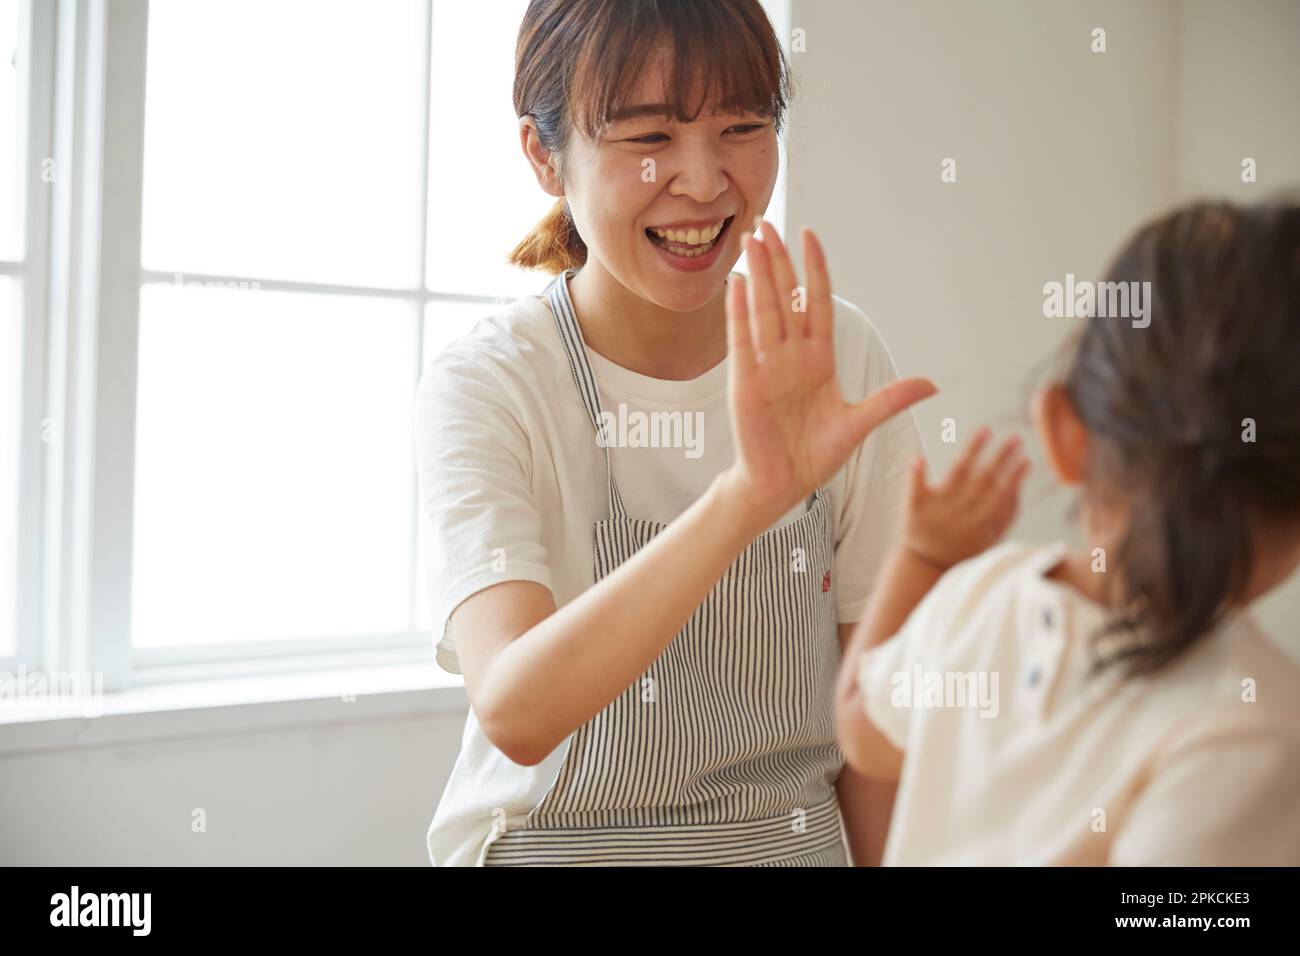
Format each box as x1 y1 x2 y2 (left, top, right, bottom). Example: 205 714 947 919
933 540 1055 605
1140 609 1300 761
910 541 1060 636
1201 613 1300 726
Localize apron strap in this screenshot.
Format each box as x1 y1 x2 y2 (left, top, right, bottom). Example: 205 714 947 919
544 269 628 522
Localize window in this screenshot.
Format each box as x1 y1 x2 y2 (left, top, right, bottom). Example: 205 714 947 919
7 0 790 687
1 0 28 663
130 0 552 668
0 271 15 661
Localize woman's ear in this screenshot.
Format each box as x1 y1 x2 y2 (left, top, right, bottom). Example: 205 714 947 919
519 116 565 198
1032 384 1089 485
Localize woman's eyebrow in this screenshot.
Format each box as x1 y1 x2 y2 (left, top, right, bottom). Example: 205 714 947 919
607 103 675 123
607 103 770 125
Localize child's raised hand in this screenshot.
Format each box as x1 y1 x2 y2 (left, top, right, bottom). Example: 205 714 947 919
904 427 1031 571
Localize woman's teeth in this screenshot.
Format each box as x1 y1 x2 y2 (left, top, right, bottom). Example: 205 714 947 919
651 220 725 244
647 218 728 257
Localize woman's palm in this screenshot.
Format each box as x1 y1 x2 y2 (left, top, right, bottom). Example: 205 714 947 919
725 223 936 522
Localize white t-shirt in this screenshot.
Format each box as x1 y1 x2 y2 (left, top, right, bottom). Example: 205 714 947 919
858 540 1300 865
415 281 924 866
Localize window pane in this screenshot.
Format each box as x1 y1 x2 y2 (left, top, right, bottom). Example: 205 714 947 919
415 299 502 632
425 0 552 298
0 0 21 261
132 283 416 648
0 276 17 656
141 0 426 288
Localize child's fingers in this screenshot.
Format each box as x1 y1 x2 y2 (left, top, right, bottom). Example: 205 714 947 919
995 456 1032 508
977 435 1023 491
943 426 992 491
907 454 931 503
996 446 1031 488
987 454 1031 518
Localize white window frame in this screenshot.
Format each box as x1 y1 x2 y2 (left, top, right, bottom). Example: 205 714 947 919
3 0 56 677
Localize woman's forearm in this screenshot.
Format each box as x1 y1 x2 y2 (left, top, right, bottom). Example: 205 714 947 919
480 468 779 765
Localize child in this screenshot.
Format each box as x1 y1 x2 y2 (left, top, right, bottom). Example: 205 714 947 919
836 199 1300 865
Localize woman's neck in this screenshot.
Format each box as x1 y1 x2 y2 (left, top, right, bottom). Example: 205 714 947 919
567 260 729 381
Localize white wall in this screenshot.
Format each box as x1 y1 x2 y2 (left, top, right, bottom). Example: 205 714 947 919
785 0 1299 653
1175 0 1300 637
1177 0 1300 202
1 700 468 865
4 0 1297 866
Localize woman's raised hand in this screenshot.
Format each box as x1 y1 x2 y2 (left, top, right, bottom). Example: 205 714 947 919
723 220 937 527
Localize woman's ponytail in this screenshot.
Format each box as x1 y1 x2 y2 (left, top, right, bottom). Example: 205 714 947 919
508 197 587 275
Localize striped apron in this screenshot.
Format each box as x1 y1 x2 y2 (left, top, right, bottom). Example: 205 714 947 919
483 268 848 866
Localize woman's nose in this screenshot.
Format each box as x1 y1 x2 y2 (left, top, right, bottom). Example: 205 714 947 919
666 145 730 204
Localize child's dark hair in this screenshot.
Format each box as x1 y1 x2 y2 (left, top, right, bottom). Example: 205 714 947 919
509 0 792 274
1062 199 1300 677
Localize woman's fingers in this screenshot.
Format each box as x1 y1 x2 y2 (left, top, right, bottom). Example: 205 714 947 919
726 273 757 381
756 220 805 337
802 227 835 343
847 376 938 443
743 231 784 353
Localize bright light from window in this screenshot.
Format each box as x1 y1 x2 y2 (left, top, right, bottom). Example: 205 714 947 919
425 0 553 298
422 299 499 371
140 0 427 289
0 276 16 657
0 0 20 261
128 0 790 659
1 0 21 658
131 284 416 647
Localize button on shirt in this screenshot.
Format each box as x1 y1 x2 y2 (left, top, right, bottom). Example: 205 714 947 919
857 541 1300 865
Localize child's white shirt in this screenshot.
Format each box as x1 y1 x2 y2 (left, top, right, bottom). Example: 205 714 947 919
858 541 1300 865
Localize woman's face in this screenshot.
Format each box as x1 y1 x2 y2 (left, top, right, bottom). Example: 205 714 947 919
559 59 779 313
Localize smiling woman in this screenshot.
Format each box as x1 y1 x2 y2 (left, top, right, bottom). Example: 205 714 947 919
508 0 789 280
417 0 934 868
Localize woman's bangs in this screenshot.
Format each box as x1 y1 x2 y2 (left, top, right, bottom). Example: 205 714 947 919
569 2 789 138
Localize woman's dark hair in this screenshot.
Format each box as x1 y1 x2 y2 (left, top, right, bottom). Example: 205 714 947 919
509 0 793 274
1062 198 1300 677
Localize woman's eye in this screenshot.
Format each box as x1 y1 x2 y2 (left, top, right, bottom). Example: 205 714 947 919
622 123 765 144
